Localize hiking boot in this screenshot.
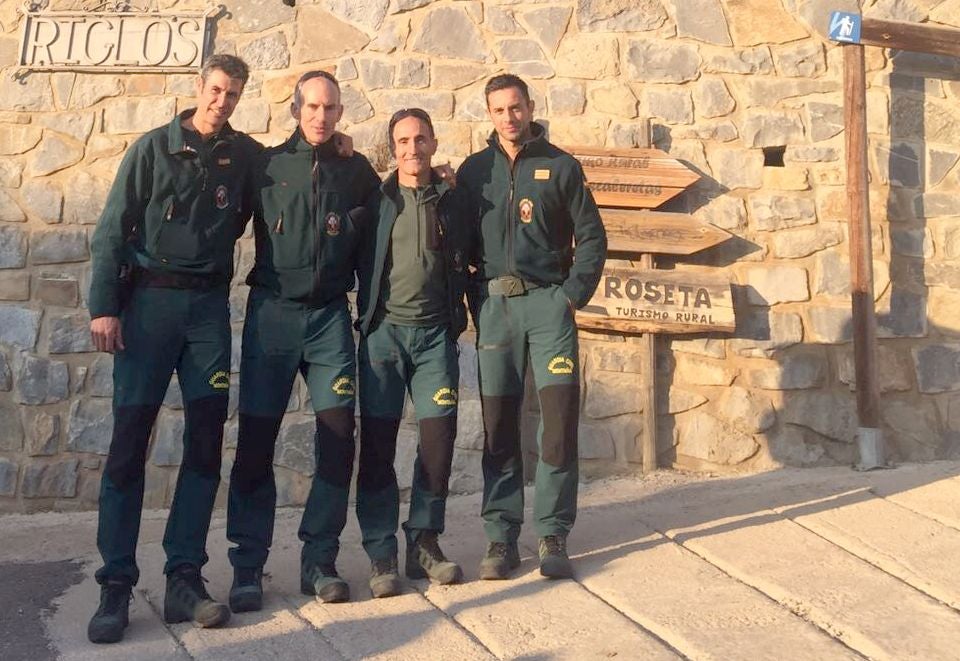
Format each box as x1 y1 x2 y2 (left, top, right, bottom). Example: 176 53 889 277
478 541 521 580
300 563 350 603
405 532 463 585
538 535 573 579
87 579 132 644
369 557 402 598
229 567 263 613
163 565 231 627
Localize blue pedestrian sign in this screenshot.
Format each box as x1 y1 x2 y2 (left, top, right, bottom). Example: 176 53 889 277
828 11 862 43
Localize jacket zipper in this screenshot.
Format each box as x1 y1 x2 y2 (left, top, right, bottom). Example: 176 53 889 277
312 148 323 299
507 152 518 276
165 200 174 221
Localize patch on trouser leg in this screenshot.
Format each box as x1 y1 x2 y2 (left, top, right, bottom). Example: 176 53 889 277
314 408 356 489
417 416 457 495
105 404 161 489
358 416 400 492
481 395 523 471
538 384 580 468
231 414 283 493
183 394 228 478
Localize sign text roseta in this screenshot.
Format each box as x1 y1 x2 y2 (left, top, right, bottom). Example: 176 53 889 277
19 11 211 72
577 267 735 334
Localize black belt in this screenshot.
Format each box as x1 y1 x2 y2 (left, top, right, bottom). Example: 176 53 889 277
484 276 543 297
135 267 226 290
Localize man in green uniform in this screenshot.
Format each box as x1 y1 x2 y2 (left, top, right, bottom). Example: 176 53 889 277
87 54 257 643
226 71 381 608
355 108 474 597
457 74 607 580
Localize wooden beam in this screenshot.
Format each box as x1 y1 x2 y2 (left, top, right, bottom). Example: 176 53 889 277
843 45 883 442
860 17 960 58
639 254 657 474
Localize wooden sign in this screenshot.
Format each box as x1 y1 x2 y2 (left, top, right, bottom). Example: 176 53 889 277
577 266 735 334
602 209 732 255
568 146 701 209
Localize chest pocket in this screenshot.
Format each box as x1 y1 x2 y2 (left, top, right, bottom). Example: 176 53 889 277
261 185 313 269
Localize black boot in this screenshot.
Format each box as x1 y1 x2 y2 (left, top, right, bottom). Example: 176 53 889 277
406 532 462 584
164 565 231 627
538 535 573 579
369 557 402 598
300 563 350 603
87 579 132 644
478 541 521 580
229 567 263 613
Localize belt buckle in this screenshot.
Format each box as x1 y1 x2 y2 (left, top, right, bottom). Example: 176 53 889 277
490 276 525 297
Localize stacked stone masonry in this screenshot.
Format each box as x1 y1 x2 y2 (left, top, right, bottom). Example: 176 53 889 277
1 0 959 511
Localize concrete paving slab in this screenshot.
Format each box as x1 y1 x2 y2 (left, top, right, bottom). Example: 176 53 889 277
777 487 960 610
874 474 960 530
45 561 190 661
293 591 494 660
573 502 860 661
646 506 960 660
423 567 681 660
3 463 958 660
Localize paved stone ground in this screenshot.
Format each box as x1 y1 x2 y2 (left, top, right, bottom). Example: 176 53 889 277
3 461 960 660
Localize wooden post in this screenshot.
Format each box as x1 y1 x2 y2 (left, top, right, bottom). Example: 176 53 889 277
843 43 884 469
639 253 658 473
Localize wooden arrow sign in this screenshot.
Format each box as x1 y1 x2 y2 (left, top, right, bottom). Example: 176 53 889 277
602 209 732 255
576 266 735 334
567 146 701 209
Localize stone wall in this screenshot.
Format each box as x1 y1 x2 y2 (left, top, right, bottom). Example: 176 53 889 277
1 0 959 511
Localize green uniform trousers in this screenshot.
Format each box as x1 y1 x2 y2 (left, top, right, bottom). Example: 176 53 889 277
96 285 231 585
476 284 580 543
227 287 356 571
357 322 459 561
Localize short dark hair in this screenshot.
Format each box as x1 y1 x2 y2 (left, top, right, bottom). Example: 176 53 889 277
388 107 435 150
292 70 340 112
484 74 530 105
201 54 249 86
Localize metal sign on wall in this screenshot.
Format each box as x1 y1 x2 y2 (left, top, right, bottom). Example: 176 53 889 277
18 8 214 72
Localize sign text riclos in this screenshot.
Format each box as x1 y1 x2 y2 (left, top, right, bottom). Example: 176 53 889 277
19 11 210 71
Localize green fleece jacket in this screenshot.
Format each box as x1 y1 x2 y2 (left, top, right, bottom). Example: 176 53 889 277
456 122 607 309
245 129 381 305
89 109 259 317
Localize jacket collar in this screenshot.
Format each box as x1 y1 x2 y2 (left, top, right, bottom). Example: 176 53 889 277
486 120 547 157
283 128 340 158
380 169 451 202
167 109 237 155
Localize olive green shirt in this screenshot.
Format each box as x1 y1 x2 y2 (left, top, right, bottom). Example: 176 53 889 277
382 184 449 326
